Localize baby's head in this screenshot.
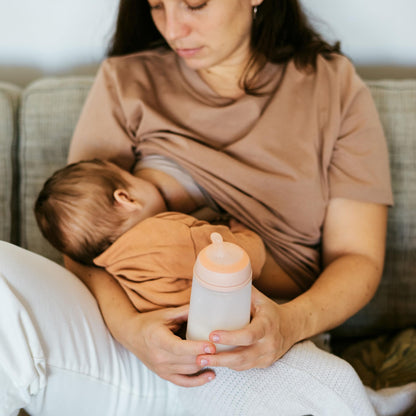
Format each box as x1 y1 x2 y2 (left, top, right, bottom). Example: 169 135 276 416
34 159 166 265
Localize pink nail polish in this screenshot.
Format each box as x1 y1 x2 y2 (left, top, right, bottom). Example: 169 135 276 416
212 334 220 342
200 359 208 367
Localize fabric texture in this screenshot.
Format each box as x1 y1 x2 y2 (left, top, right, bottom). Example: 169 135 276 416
71 50 393 291
340 328 416 389
18 77 93 264
178 340 390 416
0 82 20 244
365 383 416 416
94 212 265 312
333 80 416 337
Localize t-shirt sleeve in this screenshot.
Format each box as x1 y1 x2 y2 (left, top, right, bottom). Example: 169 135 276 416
328 64 393 205
68 58 137 170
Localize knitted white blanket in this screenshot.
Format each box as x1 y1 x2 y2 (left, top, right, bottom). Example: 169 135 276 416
178 341 416 416
366 383 416 416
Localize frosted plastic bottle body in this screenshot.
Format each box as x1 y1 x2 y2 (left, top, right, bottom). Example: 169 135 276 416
186 232 253 351
186 277 252 352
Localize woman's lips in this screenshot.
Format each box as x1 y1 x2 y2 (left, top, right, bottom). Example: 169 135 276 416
175 47 202 58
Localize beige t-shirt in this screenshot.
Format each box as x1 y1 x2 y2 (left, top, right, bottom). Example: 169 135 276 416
70 49 393 290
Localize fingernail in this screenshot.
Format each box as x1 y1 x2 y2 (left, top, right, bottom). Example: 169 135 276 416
212 334 220 342
200 359 208 367
207 375 214 382
204 346 212 354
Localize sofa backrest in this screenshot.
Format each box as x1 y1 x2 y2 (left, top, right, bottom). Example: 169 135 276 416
2 76 415 338
334 80 416 336
334 80 416 337
18 77 94 262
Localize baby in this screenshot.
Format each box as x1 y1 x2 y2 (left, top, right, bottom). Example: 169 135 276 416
34 159 266 312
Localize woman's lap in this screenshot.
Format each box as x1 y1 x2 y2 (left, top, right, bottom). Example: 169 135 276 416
0 241 182 416
0 241 376 416
178 341 376 416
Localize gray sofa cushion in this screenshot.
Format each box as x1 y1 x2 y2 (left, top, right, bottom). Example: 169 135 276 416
0 82 21 244
333 80 416 337
19 77 93 264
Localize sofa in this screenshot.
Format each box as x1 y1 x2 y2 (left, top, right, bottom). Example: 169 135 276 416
0 76 415 409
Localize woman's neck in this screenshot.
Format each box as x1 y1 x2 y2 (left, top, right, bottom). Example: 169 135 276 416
197 67 245 99
196 56 264 99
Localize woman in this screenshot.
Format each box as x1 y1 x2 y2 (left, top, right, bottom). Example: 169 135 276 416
0 0 392 414
68 0 392 384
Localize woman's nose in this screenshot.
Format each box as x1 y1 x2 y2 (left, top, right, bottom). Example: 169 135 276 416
164 9 191 41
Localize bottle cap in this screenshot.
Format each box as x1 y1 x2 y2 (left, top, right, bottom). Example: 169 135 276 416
194 232 252 292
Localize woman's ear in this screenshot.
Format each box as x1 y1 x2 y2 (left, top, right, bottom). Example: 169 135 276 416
113 189 143 212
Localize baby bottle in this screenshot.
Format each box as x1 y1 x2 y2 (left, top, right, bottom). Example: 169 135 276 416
186 232 252 351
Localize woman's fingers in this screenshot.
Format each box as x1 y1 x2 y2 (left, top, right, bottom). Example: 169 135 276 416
156 310 216 357
128 305 217 385
168 370 216 387
169 337 216 357
197 347 272 371
193 288 294 371
148 323 217 386
208 316 266 347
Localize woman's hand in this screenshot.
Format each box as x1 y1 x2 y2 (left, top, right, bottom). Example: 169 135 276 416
121 304 217 386
64 256 216 387
195 287 301 371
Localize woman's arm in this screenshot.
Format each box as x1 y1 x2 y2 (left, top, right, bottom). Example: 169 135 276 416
291 198 388 337
194 198 388 370
64 256 216 386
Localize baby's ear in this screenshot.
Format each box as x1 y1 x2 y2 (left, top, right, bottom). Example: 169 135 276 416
113 189 143 211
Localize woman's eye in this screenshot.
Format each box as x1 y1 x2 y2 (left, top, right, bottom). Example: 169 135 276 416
149 1 207 12
148 2 163 11
186 1 208 11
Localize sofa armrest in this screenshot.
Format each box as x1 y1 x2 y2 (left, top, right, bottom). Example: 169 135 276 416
0 82 21 244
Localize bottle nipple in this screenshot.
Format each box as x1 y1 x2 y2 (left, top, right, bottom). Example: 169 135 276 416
210 232 225 261
194 232 252 290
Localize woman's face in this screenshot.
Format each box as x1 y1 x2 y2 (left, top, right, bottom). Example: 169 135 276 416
148 0 262 72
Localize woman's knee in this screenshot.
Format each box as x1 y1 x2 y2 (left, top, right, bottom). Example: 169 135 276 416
0 271 47 415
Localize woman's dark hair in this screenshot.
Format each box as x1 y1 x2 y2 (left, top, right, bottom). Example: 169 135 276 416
107 0 341 93
108 1 168 56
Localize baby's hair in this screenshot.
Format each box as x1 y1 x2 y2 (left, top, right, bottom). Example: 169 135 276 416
34 159 131 265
